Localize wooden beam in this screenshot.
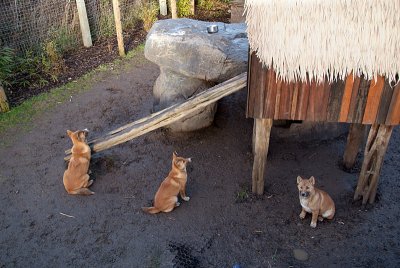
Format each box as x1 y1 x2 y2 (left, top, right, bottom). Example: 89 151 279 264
354 124 394 204
112 0 125 56
65 73 247 160
342 123 366 170
252 118 272 195
76 0 92 47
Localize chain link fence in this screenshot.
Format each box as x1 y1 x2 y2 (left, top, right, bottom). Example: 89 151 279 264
0 0 142 54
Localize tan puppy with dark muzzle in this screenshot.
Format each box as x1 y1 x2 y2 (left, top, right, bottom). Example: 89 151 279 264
297 176 335 228
63 129 94 195
142 152 191 214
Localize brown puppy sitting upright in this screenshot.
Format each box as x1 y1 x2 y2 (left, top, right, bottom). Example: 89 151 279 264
63 129 94 195
142 152 191 214
297 176 335 228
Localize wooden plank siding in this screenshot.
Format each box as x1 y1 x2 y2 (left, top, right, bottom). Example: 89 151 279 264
247 52 400 126
386 83 400 125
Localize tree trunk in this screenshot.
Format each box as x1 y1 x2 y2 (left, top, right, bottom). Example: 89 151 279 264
170 0 177 19
0 86 10 113
354 124 394 204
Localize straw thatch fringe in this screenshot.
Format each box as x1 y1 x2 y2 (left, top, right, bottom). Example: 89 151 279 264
244 0 400 84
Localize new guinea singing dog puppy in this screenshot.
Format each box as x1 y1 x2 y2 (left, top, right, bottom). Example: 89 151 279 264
297 176 335 228
142 152 191 214
63 129 94 195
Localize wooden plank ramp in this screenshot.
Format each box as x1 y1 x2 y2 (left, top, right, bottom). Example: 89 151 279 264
65 73 247 160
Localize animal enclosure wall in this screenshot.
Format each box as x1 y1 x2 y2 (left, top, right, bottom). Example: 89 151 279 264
0 0 141 53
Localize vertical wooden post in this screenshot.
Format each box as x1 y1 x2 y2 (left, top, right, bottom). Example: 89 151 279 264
354 124 394 204
342 123 366 170
190 0 195 15
159 0 167 16
170 0 177 19
76 0 93 47
112 0 125 56
252 118 273 195
0 86 10 113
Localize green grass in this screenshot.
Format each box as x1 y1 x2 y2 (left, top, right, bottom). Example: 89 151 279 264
0 44 145 137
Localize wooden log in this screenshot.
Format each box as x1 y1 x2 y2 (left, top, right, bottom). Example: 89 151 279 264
112 0 125 56
342 123 366 170
76 0 93 47
354 124 394 204
159 0 167 16
170 0 177 19
65 73 247 160
252 118 273 195
0 85 10 113
190 0 195 15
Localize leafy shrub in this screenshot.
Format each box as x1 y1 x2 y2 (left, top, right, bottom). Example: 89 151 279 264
99 0 115 38
0 47 14 87
139 0 159 32
177 0 192 17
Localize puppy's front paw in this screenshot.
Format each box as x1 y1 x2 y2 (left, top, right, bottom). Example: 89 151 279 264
310 222 317 228
175 202 181 207
299 211 306 219
318 216 324 222
182 196 190 201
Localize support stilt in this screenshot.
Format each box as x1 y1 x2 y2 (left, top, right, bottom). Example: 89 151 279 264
343 123 366 170
354 124 393 204
251 118 272 195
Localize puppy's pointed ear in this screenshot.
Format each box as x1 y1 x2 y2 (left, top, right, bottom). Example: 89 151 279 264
173 151 177 159
309 176 315 185
67 130 73 137
297 176 302 184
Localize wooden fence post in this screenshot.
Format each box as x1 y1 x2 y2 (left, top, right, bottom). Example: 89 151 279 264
0 86 10 113
112 0 125 56
190 0 195 15
159 0 167 16
170 0 177 19
76 0 93 47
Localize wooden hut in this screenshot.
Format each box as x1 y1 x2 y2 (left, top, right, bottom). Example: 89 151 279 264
245 0 400 204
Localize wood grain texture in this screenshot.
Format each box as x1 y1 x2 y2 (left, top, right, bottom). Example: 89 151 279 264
327 80 345 122
295 81 310 120
385 83 400 125
376 81 394 124
314 82 330 121
362 76 385 124
348 76 370 123
306 81 317 121
339 74 355 122
263 68 278 118
346 76 362 122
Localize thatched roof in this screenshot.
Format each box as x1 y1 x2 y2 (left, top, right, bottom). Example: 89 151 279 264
245 0 400 83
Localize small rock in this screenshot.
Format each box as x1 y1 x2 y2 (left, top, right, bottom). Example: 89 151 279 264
293 248 309 261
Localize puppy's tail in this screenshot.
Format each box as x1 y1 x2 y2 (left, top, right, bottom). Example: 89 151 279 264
142 206 160 214
69 188 94 195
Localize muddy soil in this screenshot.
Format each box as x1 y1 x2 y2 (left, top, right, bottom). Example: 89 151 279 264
0 52 399 267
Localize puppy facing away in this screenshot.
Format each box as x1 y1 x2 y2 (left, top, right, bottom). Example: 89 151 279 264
142 152 191 214
297 176 335 228
63 129 94 195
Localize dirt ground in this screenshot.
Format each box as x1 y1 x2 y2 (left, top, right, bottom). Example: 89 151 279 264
0 52 399 268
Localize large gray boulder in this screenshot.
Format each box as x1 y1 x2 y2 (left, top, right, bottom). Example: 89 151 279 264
145 18 248 132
